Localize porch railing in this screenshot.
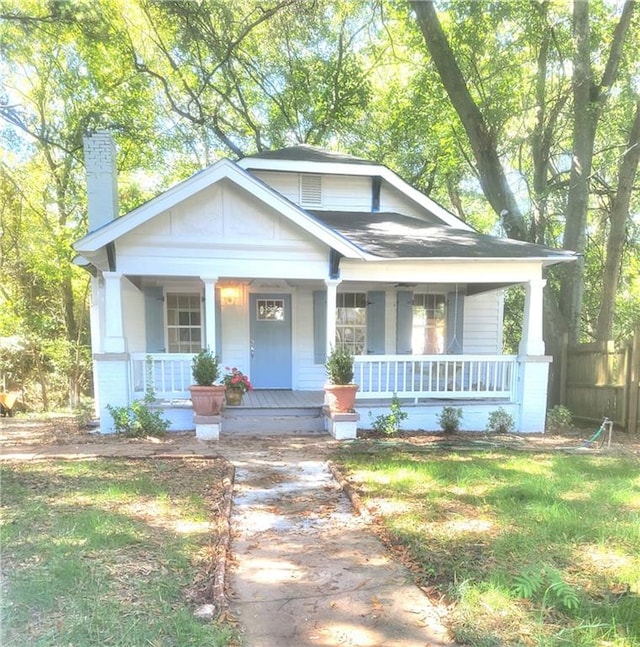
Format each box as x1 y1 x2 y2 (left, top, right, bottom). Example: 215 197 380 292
131 353 193 402
354 354 517 401
132 352 517 403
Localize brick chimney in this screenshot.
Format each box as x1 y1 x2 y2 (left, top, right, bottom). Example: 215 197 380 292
83 130 119 232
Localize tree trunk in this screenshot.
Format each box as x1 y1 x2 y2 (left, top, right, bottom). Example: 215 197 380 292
560 0 635 343
410 0 527 240
596 100 640 341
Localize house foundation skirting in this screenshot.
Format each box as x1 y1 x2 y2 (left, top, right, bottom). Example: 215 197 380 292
143 392 545 435
356 400 522 433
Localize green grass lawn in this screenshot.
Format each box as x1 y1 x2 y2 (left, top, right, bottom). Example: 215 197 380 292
333 443 640 646
0 458 235 647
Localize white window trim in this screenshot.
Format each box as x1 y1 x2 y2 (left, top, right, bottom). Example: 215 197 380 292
165 291 203 353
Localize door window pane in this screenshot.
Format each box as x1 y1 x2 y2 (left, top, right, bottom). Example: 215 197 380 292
256 299 285 321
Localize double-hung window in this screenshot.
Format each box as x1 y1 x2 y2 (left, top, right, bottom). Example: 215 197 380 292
166 293 202 353
336 292 367 354
412 294 445 354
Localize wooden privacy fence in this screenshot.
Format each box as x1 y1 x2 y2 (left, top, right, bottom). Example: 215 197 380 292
559 328 640 433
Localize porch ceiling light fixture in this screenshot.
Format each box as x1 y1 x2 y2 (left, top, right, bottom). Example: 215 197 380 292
221 286 240 305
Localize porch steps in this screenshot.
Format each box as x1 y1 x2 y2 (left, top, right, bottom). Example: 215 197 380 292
222 405 325 434
221 389 326 435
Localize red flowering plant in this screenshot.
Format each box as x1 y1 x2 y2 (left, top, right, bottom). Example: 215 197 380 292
222 367 253 393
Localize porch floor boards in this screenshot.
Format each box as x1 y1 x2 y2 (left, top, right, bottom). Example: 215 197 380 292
226 390 508 409
239 389 325 408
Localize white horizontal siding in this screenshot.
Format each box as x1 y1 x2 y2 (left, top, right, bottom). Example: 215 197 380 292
250 170 300 203
293 289 326 389
251 170 372 210
219 299 250 372
380 183 445 223
319 175 371 210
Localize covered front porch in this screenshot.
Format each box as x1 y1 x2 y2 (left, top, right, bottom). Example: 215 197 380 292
134 352 541 433
88 267 552 435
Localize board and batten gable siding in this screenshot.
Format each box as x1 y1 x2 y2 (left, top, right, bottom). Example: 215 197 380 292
113 179 330 279
462 291 503 354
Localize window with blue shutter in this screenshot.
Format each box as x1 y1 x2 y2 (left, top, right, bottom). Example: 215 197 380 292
143 286 165 352
313 290 327 363
396 291 413 354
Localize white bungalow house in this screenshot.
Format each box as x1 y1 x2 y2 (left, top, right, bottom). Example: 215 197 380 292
73 131 576 436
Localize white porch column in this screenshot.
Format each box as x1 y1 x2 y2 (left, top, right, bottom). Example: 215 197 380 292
89 275 102 353
325 278 341 356
202 277 218 353
517 276 550 433
96 272 130 433
519 278 546 356
516 356 552 433
103 272 126 353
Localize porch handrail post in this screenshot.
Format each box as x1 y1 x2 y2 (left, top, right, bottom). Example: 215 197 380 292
519 277 547 356
103 271 126 353
202 277 218 354
325 278 341 356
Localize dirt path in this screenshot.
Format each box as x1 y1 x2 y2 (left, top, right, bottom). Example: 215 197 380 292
1 420 455 645
221 434 453 647
3 416 638 647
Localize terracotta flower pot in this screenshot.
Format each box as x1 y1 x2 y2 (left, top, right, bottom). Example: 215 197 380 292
324 383 359 413
189 385 226 415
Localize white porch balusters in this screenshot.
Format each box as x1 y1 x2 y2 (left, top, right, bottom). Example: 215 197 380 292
201 277 218 354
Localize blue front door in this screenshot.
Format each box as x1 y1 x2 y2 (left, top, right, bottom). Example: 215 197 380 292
249 293 292 388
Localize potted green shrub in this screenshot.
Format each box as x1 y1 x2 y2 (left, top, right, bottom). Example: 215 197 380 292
324 347 358 412
189 349 226 415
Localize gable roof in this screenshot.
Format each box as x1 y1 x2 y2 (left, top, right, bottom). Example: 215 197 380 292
74 145 577 269
239 145 473 231
244 144 375 165
73 158 365 259
311 211 577 265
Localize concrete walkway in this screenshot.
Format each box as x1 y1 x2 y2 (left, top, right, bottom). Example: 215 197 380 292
1 429 454 646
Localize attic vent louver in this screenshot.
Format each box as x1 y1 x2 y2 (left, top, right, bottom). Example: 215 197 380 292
300 174 322 206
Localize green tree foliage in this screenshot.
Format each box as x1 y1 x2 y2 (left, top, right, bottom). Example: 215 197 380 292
407 0 640 348
119 0 375 155
1 0 638 413
0 0 160 408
